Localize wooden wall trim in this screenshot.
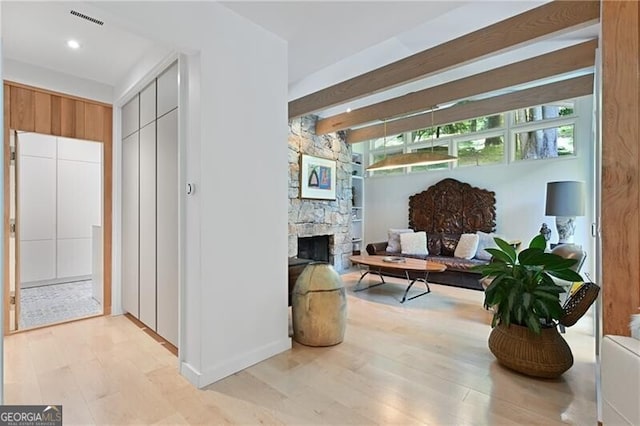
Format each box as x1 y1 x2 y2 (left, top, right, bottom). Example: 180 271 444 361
289 0 600 118
3 85 10 334
102 106 113 315
316 40 597 134
601 0 640 336
346 74 594 144
4 80 111 108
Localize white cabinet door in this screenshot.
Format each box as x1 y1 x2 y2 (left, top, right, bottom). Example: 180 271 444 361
20 240 55 283
139 123 157 330
156 109 178 346
139 81 156 129
57 159 101 239
18 155 56 242
57 238 92 277
122 132 139 317
18 133 57 285
122 95 139 139
157 62 178 117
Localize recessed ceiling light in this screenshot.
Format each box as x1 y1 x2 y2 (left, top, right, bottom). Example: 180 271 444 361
67 40 80 50
346 107 352 113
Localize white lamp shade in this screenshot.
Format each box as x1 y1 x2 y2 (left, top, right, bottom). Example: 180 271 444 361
545 181 586 217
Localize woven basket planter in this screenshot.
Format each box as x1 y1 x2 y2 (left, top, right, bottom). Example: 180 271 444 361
488 323 573 379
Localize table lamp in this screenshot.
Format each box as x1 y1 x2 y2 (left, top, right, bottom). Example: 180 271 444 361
545 181 586 244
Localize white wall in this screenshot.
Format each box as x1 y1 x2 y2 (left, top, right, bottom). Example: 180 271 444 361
364 95 595 278
95 1 290 387
3 58 113 104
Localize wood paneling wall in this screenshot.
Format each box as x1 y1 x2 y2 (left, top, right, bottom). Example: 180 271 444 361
601 1 640 336
3 81 113 332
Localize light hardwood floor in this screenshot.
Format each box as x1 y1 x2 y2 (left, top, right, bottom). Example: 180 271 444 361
3 271 597 425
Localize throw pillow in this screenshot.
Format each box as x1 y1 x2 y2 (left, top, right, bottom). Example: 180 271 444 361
454 233 480 259
387 228 414 253
400 231 428 256
475 231 503 261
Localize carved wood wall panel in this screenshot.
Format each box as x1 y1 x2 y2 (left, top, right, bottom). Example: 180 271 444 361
408 178 496 234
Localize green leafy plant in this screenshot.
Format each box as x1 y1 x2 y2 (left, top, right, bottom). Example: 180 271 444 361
474 234 583 334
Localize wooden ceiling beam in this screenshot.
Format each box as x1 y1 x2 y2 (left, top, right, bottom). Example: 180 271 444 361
289 0 600 119
316 39 597 135
345 74 594 144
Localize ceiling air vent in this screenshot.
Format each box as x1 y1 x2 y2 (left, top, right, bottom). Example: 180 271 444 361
70 10 104 26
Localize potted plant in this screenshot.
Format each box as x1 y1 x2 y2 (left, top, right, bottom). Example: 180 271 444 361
474 234 583 378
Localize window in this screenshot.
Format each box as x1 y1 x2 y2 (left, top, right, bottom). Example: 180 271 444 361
367 99 580 175
514 124 574 161
456 135 505 167
513 102 575 124
371 133 404 150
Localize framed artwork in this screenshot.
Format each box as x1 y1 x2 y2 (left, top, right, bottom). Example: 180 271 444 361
300 154 337 200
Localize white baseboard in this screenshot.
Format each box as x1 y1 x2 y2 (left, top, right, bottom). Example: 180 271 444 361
180 361 203 388
197 337 292 388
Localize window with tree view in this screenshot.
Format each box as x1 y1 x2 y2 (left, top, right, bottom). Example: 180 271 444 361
512 103 575 161
367 100 578 175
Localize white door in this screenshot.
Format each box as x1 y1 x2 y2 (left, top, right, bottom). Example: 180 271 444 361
156 109 179 346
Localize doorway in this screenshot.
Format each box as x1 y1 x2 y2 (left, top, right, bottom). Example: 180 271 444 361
3 81 113 334
9 131 104 330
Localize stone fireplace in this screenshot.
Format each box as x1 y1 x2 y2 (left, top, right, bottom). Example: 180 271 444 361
288 116 353 271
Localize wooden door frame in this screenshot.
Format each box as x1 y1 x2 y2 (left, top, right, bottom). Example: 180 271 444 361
3 81 113 333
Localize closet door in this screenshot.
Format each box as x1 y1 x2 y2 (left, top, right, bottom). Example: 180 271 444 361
156 109 178 346
157 62 178 117
122 96 139 139
139 81 156 129
122 132 139 317
139 123 156 329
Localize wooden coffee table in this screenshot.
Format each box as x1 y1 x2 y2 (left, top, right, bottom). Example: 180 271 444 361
349 255 446 303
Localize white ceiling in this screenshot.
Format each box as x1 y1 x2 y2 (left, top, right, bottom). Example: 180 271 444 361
1 1 597 115
220 1 471 85
1 1 165 87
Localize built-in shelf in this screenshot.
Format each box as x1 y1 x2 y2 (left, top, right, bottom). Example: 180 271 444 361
351 151 364 255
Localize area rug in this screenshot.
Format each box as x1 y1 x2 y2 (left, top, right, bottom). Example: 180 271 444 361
342 274 492 324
